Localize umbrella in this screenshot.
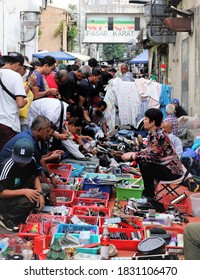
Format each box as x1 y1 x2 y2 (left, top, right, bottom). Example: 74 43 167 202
67 52 90 61
32 51 76 61
129 49 148 64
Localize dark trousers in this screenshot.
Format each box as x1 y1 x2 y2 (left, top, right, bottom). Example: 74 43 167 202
139 162 182 198
0 196 35 225
0 184 50 225
0 123 18 151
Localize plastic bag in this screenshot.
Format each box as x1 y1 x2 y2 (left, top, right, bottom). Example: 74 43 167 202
178 114 200 129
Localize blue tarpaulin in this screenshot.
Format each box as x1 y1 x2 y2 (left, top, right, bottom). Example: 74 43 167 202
129 49 148 64
32 51 76 61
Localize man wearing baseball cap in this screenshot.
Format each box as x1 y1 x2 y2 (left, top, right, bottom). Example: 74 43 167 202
0 138 49 231
0 52 28 150
172 98 187 118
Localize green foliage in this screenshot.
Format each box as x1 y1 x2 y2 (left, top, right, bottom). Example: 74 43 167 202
53 21 65 38
68 25 78 40
67 25 78 51
68 4 77 12
103 43 126 61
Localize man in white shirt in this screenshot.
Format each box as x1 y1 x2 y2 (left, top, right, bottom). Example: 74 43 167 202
162 121 183 156
0 52 27 150
28 99 84 152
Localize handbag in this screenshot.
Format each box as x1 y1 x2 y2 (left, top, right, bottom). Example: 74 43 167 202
49 101 64 151
182 175 200 192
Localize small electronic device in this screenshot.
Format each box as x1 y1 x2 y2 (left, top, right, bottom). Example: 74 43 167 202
113 168 121 176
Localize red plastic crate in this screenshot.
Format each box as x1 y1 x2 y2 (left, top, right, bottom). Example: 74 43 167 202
71 205 111 218
33 235 52 255
145 225 184 251
52 189 75 207
73 197 108 207
47 163 72 183
18 220 60 238
99 217 144 232
103 227 144 251
18 223 42 238
66 215 99 225
56 178 83 191
26 214 67 224
98 217 144 251
162 194 189 213
74 190 109 207
76 190 109 200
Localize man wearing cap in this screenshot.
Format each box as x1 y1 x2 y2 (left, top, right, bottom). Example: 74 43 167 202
0 138 49 231
0 52 28 150
172 98 187 118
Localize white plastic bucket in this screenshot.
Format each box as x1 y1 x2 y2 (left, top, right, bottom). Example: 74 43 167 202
190 193 200 216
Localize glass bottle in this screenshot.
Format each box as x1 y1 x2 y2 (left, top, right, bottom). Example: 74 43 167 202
100 224 110 260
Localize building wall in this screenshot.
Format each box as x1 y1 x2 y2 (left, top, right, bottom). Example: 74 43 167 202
39 6 69 52
168 0 200 116
0 0 44 59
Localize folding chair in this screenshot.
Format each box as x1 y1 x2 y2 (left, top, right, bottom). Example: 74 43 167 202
155 157 193 201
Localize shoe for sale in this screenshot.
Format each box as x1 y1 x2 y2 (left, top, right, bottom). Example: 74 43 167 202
0 218 19 232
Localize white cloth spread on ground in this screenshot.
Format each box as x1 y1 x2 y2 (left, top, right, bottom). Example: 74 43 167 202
134 78 161 108
104 78 140 131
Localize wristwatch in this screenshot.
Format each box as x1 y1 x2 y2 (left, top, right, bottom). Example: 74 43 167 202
39 191 46 197
49 173 55 178
27 82 32 90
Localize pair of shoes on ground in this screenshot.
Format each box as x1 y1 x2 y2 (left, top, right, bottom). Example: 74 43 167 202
0 218 19 232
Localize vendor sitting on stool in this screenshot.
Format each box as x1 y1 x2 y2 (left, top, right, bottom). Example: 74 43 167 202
121 108 183 198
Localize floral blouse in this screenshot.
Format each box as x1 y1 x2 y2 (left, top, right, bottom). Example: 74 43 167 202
135 127 183 176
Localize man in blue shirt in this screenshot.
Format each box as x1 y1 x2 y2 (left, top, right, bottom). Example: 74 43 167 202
0 115 58 187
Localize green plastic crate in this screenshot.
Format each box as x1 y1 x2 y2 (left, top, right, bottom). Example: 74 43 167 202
115 177 144 200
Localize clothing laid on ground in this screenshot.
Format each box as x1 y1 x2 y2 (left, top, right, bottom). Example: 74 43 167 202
135 127 183 198
104 78 140 130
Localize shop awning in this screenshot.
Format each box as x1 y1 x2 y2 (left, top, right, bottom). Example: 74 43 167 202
129 49 148 64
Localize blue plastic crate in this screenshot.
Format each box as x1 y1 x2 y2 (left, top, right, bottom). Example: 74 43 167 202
70 164 84 177
56 223 98 234
83 173 116 196
52 233 100 254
